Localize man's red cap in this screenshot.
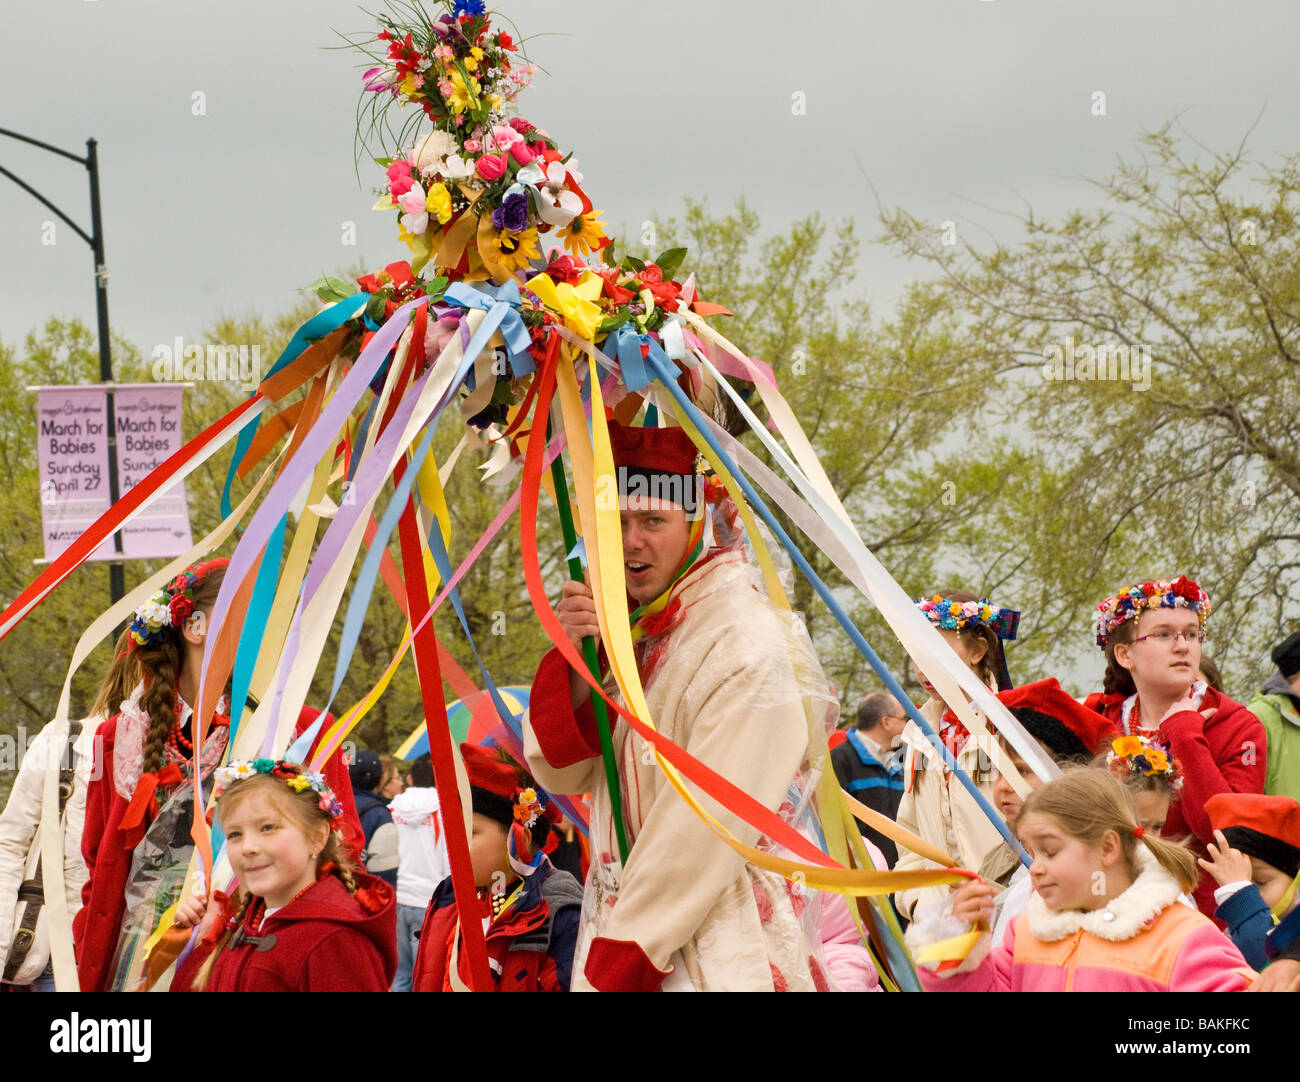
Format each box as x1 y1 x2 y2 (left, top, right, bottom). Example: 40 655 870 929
1206 793 1300 851
608 420 698 476
996 678 1118 760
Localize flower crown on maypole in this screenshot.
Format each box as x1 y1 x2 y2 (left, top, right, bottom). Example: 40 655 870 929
1094 576 1211 648
327 0 723 436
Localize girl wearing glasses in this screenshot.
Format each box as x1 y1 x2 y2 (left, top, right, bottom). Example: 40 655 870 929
1085 577 1266 918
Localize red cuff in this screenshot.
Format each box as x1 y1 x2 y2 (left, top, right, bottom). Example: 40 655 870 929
530 647 602 768
585 937 671 992
1158 710 1206 742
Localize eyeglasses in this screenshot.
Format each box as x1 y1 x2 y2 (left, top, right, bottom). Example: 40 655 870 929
1133 629 1205 646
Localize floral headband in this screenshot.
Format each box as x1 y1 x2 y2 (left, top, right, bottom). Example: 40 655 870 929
128 558 228 649
915 595 1020 640
1106 734 1184 793
213 758 345 819
512 786 546 829
1095 575 1211 648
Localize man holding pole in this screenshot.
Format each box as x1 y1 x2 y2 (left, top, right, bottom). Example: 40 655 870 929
524 420 840 991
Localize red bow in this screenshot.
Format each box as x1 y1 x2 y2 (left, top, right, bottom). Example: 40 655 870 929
119 762 185 849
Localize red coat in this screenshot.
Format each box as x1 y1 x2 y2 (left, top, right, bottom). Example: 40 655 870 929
74 703 362 992
1085 687 1267 917
412 866 583 992
173 872 397 991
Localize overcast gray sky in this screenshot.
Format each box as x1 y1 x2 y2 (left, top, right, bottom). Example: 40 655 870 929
3 0 1297 364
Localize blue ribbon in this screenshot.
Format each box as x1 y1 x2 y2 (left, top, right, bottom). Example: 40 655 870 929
603 323 671 394
444 279 535 377
227 511 288 750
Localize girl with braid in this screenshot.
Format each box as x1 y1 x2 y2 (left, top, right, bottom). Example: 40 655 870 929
74 559 232 992
172 760 395 991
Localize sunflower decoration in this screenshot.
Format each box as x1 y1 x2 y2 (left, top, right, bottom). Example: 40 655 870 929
560 209 609 258
487 226 541 271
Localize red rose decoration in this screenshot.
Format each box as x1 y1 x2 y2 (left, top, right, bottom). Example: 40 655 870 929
545 254 585 284
638 264 663 285
169 594 195 625
508 116 533 134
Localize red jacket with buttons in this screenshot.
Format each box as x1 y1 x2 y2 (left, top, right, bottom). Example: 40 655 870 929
173 871 396 992
1084 687 1267 917
74 704 362 992
412 865 583 992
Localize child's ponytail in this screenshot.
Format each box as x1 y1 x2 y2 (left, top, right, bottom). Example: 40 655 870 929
1136 830 1199 894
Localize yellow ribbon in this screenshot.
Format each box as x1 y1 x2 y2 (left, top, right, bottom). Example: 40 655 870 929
526 270 604 340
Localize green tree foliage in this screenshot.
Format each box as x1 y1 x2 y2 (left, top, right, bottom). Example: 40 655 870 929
879 126 1300 688
634 200 1038 704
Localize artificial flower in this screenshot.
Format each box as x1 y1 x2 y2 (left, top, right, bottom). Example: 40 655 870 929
475 153 508 181
524 160 582 227
447 70 478 114
441 153 477 181
509 141 534 165
399 182 430 235
487 227 541 272
491 190 531 233
498 32 516 51
387 160 415 198
409 129 458 175
427 182 453 225
490 123 524 153
168 594 195 625
1112 735 1145 758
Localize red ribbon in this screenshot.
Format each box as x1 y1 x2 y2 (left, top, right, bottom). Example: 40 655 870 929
119 762 185 849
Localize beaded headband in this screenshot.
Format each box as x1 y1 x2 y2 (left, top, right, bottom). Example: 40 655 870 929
915 595 1020 641
1105 734 1184 794
213 758 345 820
1094 575 1210 648
128 558 229 649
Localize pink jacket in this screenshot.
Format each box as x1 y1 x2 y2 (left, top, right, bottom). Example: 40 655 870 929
917 848 1254 992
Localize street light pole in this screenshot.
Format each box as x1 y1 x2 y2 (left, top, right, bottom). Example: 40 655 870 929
0 128 125 605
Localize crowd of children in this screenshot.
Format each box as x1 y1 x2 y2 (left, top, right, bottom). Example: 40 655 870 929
2 543 1299 992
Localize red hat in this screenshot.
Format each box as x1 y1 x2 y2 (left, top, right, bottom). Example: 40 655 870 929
459 742 557 846
608 420 698 476
1206 793 1300 877
996 678 1118 761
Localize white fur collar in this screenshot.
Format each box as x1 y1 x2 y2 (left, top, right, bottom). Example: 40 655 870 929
1027 845 1182 941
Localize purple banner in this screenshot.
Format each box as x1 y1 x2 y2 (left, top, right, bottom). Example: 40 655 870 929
36 388 116 562
109 384 193 559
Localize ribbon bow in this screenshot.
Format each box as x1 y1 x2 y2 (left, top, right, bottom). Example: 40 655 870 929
603 323 675 393
525 270 604 341
119 762 185 849
444 279 536 377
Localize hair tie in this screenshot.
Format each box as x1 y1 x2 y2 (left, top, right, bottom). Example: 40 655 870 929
1133 825 1146 840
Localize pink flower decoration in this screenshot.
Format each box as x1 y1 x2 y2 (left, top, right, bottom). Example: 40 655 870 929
463 139 482 153
490 124 523 152
510 142 535 165
475 153 508 181
387 160 415 197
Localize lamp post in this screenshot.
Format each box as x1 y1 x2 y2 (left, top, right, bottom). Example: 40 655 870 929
0 129 125 604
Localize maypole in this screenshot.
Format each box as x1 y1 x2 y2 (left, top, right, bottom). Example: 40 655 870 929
3 0 1076 991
